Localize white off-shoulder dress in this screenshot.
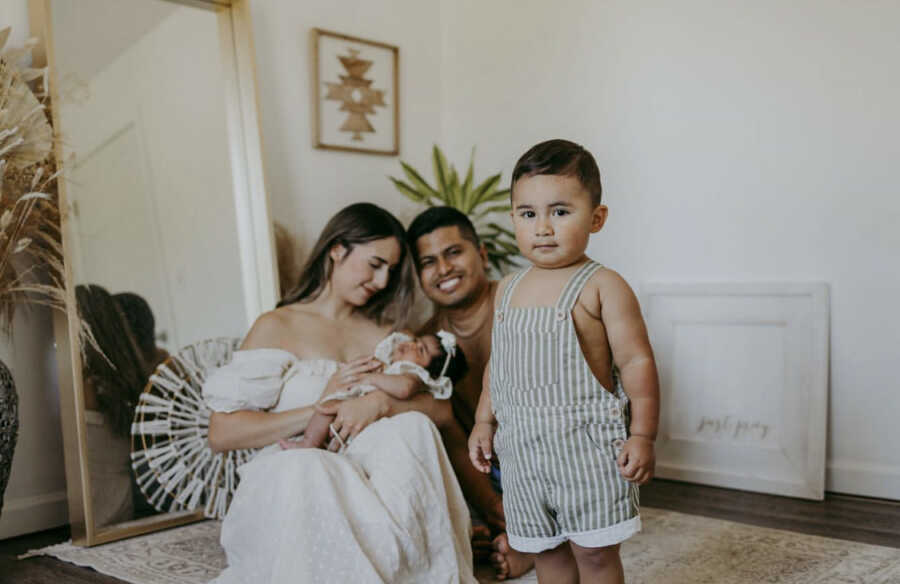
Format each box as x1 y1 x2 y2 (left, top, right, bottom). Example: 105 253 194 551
203 349 476 584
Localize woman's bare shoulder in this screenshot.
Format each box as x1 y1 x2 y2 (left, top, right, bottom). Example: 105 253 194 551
241 306 320 350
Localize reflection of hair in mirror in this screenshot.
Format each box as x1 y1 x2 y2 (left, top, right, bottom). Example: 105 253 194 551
112 292 156 357
76 284 149 437
277 203 416 328
113 291 170 379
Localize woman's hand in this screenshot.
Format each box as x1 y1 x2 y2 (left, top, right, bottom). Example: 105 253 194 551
321 356 383 398
317 391 389 450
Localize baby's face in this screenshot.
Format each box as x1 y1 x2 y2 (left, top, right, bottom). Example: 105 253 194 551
392 335 442 368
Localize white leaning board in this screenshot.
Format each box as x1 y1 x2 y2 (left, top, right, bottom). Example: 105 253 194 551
642 283 829 500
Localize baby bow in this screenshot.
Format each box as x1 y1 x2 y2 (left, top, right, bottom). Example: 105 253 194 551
436 330 457 378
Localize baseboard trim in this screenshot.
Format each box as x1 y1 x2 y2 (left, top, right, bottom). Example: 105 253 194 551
827 460 900 501
0 490 69 539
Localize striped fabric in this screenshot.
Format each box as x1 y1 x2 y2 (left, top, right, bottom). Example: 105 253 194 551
490 260 641 553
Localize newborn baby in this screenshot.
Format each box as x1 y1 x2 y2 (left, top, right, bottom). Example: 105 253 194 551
282 331 467 450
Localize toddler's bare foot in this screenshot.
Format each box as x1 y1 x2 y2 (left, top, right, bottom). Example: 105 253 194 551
490 532 534 581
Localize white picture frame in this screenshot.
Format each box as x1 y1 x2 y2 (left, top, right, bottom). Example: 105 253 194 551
642 282 829 500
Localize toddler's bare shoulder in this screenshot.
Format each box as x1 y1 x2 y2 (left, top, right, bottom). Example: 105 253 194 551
580 268 636 313
588 266 631 291
494 272 517 308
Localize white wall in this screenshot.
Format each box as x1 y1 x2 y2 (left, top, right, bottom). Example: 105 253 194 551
440 0 900 499
248 0 444 256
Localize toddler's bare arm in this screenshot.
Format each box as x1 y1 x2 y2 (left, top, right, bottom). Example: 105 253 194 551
595 270 660 484
468 365 496 473
596 271 659 437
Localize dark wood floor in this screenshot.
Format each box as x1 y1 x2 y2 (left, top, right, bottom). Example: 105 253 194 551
2 479 899 583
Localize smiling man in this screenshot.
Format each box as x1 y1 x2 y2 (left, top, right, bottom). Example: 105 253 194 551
408 207 533 581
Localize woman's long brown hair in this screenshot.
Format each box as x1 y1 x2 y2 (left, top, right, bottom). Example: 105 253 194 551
277 203 415 329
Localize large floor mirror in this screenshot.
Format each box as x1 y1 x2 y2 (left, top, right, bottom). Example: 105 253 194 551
38 0 277 545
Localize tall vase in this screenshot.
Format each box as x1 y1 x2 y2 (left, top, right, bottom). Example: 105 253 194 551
0 358 17 517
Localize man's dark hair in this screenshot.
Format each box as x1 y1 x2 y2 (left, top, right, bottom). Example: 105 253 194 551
511 139 603 205
426 340 469 385
406 206 480 264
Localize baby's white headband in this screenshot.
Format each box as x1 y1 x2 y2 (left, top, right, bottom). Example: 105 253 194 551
436 330 457 379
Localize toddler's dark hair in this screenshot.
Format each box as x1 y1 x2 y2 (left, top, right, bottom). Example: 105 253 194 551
426 338 469 384
511 139 603 206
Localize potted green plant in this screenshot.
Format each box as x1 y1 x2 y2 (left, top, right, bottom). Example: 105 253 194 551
389 145 520 273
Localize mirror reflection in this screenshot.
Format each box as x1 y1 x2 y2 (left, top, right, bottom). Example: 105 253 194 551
51 0 250 530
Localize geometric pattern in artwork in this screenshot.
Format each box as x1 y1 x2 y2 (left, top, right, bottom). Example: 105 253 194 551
324 48 386 141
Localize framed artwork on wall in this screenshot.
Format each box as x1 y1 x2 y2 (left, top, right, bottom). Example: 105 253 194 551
312 28 399 155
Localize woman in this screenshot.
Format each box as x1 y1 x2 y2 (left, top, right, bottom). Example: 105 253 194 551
204 203 475 583
77 285 168 526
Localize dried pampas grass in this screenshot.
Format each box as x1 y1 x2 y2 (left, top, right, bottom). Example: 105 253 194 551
0 26 93 351
273 222 302 299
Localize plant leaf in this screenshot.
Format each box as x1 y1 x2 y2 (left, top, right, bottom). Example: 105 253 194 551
432 145 451 196
0 27 10 54
17 191 51 204
399 161 440 202
460 147 475 211
13 237 31 253
495 239 520 254
487 222 516 238
389 177 427 203
469 173 503 208
448 166 461 207
473 204 512 220
478 188 511 205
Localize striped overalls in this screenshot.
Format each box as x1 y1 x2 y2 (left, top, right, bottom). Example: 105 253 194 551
490 260 641 553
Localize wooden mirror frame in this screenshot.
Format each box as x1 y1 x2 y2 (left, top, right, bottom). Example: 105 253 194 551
34 0 277 546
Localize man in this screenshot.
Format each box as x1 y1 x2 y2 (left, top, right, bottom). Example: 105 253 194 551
408 207 533 581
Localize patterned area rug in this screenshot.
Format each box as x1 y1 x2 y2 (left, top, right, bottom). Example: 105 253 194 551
21 507 900 584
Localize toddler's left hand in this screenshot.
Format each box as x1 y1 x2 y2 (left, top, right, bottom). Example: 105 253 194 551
616 435 655 485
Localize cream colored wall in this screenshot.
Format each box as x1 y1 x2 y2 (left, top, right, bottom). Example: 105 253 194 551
439 0 900 499
247 0 444 258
